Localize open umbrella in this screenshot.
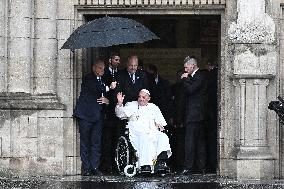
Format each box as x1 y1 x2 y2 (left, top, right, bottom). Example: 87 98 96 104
61 16 159 50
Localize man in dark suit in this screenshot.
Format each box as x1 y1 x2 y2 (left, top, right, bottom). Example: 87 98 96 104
100 52 121 174
116 55 148 104
102 52 120 85
146 64 172 122
73 59 116 176
169 69 185 172
205 62 218 173
179 57 208 175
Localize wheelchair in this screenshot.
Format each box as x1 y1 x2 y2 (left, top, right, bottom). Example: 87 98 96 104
115 127 170 177
115 128 138 177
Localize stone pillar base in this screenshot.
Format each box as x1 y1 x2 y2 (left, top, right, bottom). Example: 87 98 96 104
0 92 67 176
237 159 274 180
236 147 275 180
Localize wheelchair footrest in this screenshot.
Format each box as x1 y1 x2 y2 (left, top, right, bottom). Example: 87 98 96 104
140 165 152 174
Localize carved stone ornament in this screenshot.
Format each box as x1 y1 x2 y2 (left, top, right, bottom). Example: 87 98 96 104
228 0 275 44
233 49 276 75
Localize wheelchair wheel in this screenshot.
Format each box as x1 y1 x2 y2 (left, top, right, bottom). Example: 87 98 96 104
115 136 130 175
124 164 136 177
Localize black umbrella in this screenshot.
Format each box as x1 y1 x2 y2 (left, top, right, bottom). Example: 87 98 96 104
61 16 159 50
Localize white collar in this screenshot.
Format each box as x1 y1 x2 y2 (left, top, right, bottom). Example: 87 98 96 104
109 66 117 73
155 75 159 84
191 68 199 77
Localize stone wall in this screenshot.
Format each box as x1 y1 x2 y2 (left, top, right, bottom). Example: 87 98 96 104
279 0 284 179
0 0 80 176
0 0 283 179
219 0 281 179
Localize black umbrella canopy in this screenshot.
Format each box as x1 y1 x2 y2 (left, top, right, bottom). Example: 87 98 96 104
61 17 160 50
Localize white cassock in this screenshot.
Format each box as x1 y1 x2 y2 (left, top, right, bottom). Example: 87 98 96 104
115 101 172 167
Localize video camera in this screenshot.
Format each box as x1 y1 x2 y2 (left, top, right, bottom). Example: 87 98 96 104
268 96 284 124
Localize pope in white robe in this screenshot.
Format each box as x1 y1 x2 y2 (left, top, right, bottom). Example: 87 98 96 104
115 89 172 168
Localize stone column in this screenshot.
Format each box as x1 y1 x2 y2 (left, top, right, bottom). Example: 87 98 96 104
0 0 7 92
228 0 277 179
33 0 58 94
233 77 274 179
8 0 33 93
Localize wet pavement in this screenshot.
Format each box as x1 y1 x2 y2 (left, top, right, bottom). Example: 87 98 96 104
1 174 284 189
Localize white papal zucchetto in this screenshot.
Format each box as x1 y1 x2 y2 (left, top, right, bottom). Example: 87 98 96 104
140 89 150 96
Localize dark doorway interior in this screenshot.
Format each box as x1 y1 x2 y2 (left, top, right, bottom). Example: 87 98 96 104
84 15 220 82
84 14 219 174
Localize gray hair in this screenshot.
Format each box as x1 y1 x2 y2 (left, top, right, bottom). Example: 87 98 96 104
183 56 197 66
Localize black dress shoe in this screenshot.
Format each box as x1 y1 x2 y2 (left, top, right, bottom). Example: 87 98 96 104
179 169 193 175
92 168 103 176
154 161 169 173
82 170 92 176
140 165 151 173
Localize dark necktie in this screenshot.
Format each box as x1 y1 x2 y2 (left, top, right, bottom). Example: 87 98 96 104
131 73 135 84
98 77 102 84
98 77 105 97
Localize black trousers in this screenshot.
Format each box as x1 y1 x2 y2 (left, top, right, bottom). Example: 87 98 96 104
205 118 217 173
184 121 206 172
78 118 102 173
169 127 185 171
100 118 124 172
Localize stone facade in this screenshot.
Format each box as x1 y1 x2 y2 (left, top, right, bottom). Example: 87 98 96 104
0 0 283 180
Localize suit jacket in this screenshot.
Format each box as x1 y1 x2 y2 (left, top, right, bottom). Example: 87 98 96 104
116 69 149 103
181 69 208 123
102 67 120 121
207 67 218 119
74 73 107 122
148 75 172 121
102 67 120 86
171 81 184 125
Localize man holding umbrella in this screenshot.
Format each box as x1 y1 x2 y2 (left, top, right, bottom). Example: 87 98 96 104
101 52 122 174
102 52 121 85
73 59 117 176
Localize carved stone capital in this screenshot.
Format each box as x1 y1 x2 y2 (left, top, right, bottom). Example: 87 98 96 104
233 49 276 76
228 0 275 44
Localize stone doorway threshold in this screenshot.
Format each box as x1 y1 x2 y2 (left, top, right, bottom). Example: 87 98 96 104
1 174 284 188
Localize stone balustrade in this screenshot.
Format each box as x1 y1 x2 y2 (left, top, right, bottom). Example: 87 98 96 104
76 0 225 6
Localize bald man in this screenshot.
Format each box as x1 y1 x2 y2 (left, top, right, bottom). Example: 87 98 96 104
115 55 149 104
74 59 116 176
